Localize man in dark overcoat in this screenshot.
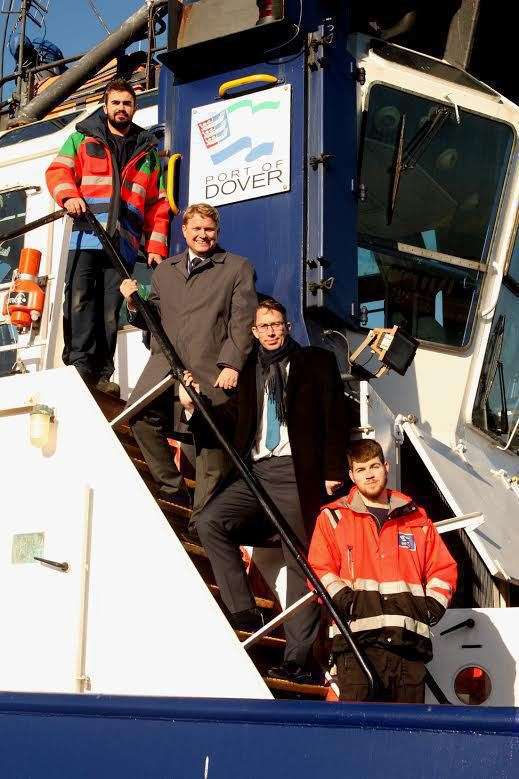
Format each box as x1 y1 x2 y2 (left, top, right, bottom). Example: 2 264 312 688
180 298 350 683
121 202 257 514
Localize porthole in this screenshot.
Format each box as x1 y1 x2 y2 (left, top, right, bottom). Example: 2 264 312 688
454 666 492 705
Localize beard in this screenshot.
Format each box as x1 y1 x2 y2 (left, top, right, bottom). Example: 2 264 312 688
358 478 388 502
108 113 131 130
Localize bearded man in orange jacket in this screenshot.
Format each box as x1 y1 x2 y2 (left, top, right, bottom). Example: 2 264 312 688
308 439 457 703
46 78 169 396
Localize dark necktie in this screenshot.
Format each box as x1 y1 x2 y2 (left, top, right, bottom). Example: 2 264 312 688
188 255 202 276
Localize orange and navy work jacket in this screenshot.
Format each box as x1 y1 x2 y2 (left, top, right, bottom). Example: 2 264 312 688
308 487 457 661
46 109 169 267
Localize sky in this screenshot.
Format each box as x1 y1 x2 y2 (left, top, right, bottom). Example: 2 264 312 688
3 0 155 69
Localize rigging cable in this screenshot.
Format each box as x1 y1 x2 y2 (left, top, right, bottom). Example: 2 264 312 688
85 0 110 35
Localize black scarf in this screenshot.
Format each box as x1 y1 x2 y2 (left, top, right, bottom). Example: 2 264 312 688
257 336 299 425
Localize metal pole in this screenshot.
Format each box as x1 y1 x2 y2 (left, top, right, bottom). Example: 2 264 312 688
0 71 20 89
82 208 378 699
14 0 28 107
29 53 84 76
0 208 66 246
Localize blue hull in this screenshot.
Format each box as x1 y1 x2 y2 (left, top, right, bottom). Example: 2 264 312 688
1 693 519 777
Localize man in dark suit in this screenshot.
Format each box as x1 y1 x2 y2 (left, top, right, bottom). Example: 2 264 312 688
181 298 349 683
120 202 257 514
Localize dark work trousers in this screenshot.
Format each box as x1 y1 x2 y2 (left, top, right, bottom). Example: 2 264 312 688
196 455 321 666
63 249 123 381
130 386 232 511
336 646 426 703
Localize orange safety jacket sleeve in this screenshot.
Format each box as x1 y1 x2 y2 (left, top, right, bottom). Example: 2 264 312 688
308 508 353 599
46 133 82 206
143 163 169 258
424 523 458 624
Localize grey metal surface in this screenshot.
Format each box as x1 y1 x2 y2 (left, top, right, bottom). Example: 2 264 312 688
404 420 519 583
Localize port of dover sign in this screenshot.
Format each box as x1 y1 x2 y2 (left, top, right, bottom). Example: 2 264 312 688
188 84 291 207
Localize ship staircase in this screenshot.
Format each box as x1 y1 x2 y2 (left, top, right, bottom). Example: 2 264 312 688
93 387 330 702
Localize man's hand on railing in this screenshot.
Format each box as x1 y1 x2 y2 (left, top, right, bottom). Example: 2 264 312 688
147 253 163 267
63 197 87 217
325 480 343 496
120 279 139 312
179 370 200 415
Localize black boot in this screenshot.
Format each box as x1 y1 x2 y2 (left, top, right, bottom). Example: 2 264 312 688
229 607 264 633
267 661 321 685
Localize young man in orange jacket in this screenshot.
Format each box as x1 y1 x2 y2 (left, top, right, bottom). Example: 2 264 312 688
308 438 457 703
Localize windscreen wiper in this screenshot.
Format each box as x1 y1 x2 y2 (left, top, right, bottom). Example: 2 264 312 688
387 105 452 225
480 313 508 435
387 112 406 226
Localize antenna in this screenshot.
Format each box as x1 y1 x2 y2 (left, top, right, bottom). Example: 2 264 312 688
1 0 51 29
0 0 51 111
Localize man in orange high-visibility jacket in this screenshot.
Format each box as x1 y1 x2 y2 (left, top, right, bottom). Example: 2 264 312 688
46 78 169 396
308 438 457 703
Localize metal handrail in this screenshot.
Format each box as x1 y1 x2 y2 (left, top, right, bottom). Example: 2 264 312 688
242 592 317 649
0 208 459 704
0 208 66 245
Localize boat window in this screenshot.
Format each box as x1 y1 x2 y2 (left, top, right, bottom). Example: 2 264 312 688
0 189 26 376
473 225 519 451
136 89 159 110
372 43 499 98
0 111 81 149
357 84 513 347
0 324 18 377
507 228 519 281
0 189 27 284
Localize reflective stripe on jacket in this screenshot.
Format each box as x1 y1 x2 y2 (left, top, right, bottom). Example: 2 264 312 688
45 110 169 266
308 486 457 660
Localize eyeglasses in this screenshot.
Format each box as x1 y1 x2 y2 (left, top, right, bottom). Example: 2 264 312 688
254 321 288 332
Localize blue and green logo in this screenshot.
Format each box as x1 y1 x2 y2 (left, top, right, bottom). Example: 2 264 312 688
197 97 281 165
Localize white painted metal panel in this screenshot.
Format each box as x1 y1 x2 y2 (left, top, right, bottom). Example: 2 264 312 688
428 607 519 706
0 474 87 692
0 367 271 699
404 420 519 581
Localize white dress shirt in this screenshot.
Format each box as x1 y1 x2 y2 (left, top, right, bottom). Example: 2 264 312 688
188 248 206 272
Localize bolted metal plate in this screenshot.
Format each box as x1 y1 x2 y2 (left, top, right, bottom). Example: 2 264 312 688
12 532 44 564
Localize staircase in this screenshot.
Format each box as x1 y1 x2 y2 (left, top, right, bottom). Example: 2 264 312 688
94 388 329 701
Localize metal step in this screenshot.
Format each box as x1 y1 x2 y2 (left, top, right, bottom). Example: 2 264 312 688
111 411 325 703
265 676 328 700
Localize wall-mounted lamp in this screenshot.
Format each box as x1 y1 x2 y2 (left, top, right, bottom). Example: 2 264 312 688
29 404 55 448
0 399 56 449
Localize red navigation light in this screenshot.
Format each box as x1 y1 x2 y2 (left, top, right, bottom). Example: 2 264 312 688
257 0 283 25
454 666 492 705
